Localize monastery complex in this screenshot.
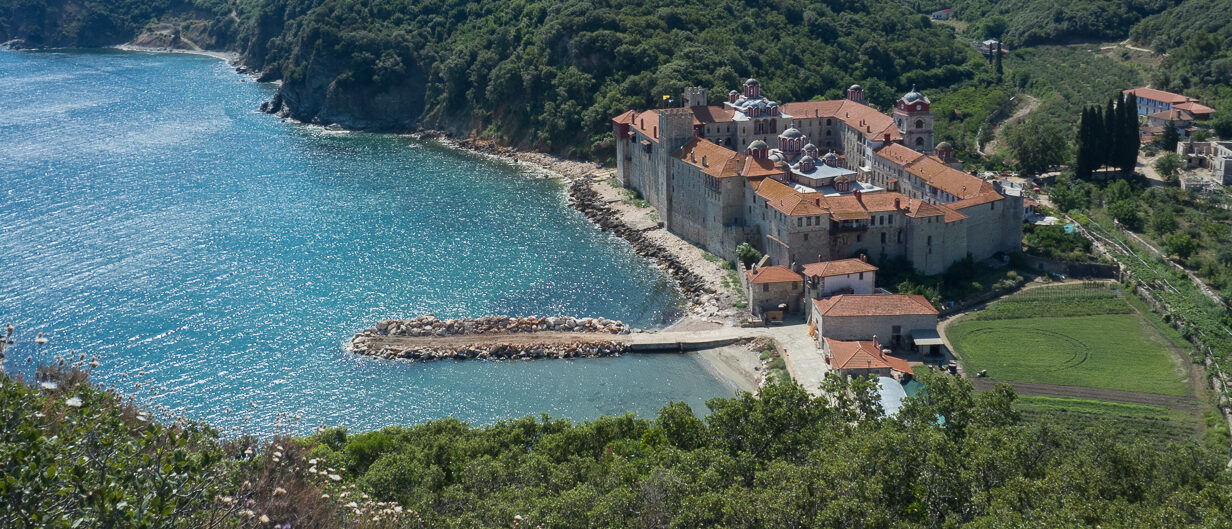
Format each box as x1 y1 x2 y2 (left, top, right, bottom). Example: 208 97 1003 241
611 79 1024 276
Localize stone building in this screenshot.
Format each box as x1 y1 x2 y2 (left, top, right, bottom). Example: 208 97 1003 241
802 257 878 299
612 81 1023 276
809 294 939 349
745 265 805 318
1178 140 1232 185
823 337 913 379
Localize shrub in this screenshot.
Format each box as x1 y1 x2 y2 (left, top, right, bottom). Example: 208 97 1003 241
736 243 762 268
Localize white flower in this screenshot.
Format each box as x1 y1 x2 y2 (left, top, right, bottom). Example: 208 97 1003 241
394 506 403 513
308 458 317 465
40 381 58 390
65 397 82 408
321 493 330 499
273 487 287 496
258 514 270 524
346 501 358 509
328 473 342 482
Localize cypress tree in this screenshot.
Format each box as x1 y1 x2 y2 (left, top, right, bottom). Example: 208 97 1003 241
1075 107 1095 180
994 42 1003 82
1120 93 1140 173
1104 99 1119 173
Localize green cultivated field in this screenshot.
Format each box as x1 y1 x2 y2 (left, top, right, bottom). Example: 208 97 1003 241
947 284 1192 396
1015 396 1199 446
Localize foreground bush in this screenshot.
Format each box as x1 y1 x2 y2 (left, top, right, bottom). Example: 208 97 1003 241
3 363 1232 527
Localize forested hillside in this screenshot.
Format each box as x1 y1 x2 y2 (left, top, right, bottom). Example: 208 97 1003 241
0 0 982 158
904 0 1178 46
7 363 1232 528
1131 0 1232 90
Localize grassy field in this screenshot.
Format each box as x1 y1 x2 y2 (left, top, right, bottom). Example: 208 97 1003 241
947 284 1192 396
1015 396 1199 446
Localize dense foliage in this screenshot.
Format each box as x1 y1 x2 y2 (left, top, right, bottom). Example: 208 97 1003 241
2 0 984 158
7 359 1232 528
1074 94 1140 179
904 0 1178 47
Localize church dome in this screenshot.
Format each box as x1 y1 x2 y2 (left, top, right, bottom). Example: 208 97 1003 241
901 85 928 104
835 174 849 183
803 142 817 152
729 89 740 95
799 155 816 165
780 127 803 139
749 139 769 150
849 84 862 91
744 78 760 86
935 141 952 150
822 152 839 162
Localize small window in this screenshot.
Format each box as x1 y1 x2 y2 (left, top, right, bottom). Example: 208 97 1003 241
881 232 886 244
856 234 862 242
859 272 864 280
762 284 770 292
804 233 809 241
991 202 995 210
927 235 932 245
915 119 924 129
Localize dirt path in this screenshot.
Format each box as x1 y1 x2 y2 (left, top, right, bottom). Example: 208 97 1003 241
981 94 1040 155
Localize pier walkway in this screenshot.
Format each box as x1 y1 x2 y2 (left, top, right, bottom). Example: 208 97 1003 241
363 320 832 395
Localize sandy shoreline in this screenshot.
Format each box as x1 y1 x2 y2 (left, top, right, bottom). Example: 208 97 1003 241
111 44 239 63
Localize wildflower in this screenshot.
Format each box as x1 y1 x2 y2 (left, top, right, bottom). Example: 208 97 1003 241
89 360 99 368
308 458 317 465
328 473 342 482
346 501 358 509
259 514 270 524
40 381 58 391
321 493 330 499
239 509 255 519
395 506 403 513
273 487 287 496
65 396 82 408
244 448 254 456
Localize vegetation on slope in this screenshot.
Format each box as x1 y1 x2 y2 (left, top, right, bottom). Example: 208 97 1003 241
1 0 991 159
7 360 1232 528
902 0 1179 47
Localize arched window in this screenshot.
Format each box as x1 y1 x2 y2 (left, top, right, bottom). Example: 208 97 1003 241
825 130 831 136
915 119 924 129
915 137 924 146
927 235 932 245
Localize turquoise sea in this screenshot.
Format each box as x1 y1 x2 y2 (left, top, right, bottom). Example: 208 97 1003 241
0 49 735 434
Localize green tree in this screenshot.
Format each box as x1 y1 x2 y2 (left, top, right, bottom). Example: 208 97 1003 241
1149 208 1177 235
1109 199 1142 230
1007 120 1069 176
1161 121 1180 151
1165 231 1198 259
736 242 762 268
1153 153 1181 179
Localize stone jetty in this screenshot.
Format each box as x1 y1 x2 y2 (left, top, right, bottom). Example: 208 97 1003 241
568 180 714 303
349 315 632 361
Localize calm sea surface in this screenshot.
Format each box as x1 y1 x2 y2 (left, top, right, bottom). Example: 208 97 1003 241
0 49 735 434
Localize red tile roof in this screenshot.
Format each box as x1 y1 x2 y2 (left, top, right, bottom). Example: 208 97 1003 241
1124 87 1189 104
780 100 901 141
1174 101 1215 115
746 265 804 284
903 156 993 201
755 178 829 215
876 142 925 166
690 105 735 125
825 338 913 374
813 294 938 317
630 111 659 142
802 258 878 278
1149 109 1194 121
674 138 742 178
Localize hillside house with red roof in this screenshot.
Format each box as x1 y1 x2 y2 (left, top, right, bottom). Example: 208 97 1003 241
1124 87 1215 120
612 81 1024 275
745 265 805 317
811 294 939 351
823 337 914 379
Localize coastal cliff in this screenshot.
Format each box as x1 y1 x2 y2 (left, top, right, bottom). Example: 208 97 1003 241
1 0 983 159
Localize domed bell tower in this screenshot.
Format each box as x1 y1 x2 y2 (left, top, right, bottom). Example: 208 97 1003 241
893 85 934 154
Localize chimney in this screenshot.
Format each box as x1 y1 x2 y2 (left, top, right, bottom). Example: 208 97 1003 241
883 133 890 143
894 197 901 210
860 253 867 263
653 126 658 138
815 198 821 206
702 155 708 167
690 151 696 162
818 254 823 263
854 189 863 203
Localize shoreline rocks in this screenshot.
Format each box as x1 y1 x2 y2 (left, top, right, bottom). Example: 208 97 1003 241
567 180 714 304
349 315 633 362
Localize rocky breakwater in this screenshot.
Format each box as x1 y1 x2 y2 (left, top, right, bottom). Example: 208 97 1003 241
568 180 713 303
349 315 632 361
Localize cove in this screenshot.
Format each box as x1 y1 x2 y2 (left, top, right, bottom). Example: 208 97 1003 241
0 49 735 435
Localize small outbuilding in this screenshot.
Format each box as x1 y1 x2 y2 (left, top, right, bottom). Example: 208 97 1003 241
746 265 805 317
